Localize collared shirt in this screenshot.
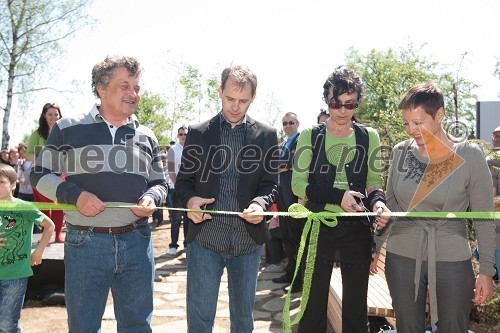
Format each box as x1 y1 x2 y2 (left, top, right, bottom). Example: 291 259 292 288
31 104 167 227
94 111 134 142
196 113 259 255
166 142 183 189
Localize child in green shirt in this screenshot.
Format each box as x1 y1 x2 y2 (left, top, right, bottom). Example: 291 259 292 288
0 163 54 333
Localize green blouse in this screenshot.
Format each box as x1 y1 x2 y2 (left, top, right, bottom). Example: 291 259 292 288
27 130 45 159
292 126 384 212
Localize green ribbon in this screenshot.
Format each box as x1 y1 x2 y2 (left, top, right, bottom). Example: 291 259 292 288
282 203 339 333
1 199 498 331
2 200 499 220
280 204 499 332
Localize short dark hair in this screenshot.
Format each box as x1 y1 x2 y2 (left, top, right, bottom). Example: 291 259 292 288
398 82 444 119
91 56 142 99
177 126 188 134
323 66 363 105
0 163 17 184
220 65 257 95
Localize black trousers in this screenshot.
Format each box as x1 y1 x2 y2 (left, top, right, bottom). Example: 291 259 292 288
280 215 305 279
265 227 286 264
298 257 370 333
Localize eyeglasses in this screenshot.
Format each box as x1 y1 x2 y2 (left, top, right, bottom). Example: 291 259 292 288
282 121 296 126
178 133 187 136
328 101 358 110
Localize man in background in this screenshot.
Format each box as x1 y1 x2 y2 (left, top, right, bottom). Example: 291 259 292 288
166 126 188 256
272 112 302 291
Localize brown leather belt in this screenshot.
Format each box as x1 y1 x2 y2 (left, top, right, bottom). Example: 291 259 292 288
68 219 148 235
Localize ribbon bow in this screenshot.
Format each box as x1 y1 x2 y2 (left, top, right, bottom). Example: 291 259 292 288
282 203 339 332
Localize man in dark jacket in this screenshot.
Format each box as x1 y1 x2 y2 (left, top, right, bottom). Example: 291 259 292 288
272 112 302 291
175 65 279 332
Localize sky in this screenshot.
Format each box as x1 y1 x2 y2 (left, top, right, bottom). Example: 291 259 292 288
7 0 500 146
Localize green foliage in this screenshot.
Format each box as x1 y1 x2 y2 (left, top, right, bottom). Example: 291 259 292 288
345 44 478 148
179 64 202 122
136 91 170 146
471 281 500 327
438 72 479 125
164 63 220 139
205 74 221 114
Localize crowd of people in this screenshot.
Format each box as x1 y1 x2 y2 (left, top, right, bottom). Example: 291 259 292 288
0 55 498 333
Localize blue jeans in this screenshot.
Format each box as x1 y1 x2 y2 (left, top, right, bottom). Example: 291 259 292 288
168 190 183 249
0 278 28 333
186 239 262 333
64 223 154 333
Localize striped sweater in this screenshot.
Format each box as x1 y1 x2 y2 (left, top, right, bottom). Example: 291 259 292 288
30 104 167 227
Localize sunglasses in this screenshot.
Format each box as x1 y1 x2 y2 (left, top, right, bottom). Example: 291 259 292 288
178 133 187 136
328 101 358 110
282 121 296 126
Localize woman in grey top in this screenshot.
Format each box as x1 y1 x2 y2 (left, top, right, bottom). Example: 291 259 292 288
372 82 496 333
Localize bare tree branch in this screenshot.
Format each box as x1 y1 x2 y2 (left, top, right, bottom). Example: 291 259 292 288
0 0 93 148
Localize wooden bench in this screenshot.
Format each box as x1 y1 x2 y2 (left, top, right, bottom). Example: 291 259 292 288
327 244 394 333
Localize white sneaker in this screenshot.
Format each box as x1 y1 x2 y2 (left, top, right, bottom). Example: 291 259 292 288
167 247 177 256
263 264 284 273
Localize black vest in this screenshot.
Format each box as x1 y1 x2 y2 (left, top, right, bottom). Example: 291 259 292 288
304 122 373 262
305 122 369 213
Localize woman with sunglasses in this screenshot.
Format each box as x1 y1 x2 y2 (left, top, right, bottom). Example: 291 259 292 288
373 82 495 332
27 103 65 242
291 66 390 332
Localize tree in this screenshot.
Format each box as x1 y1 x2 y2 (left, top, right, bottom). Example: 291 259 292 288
179 64 202 122
495 57 500 97
345 44 478 147
135 91 170 146
204 74 220 115
0 0 92 149
164 63 221 139
261 92 284 141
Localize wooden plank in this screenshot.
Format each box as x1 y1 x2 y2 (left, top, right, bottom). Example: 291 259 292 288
32 233 64 260
327 243 395 332
327 288 342 333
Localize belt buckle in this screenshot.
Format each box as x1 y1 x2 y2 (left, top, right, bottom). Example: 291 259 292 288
108 227 112 234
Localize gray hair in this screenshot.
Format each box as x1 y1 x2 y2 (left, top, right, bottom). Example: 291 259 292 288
91 56 142 98
282 112 298 120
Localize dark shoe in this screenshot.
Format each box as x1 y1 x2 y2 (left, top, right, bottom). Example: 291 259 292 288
272 274 292 284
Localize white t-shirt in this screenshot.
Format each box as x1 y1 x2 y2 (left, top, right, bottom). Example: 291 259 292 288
167 142 183 188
